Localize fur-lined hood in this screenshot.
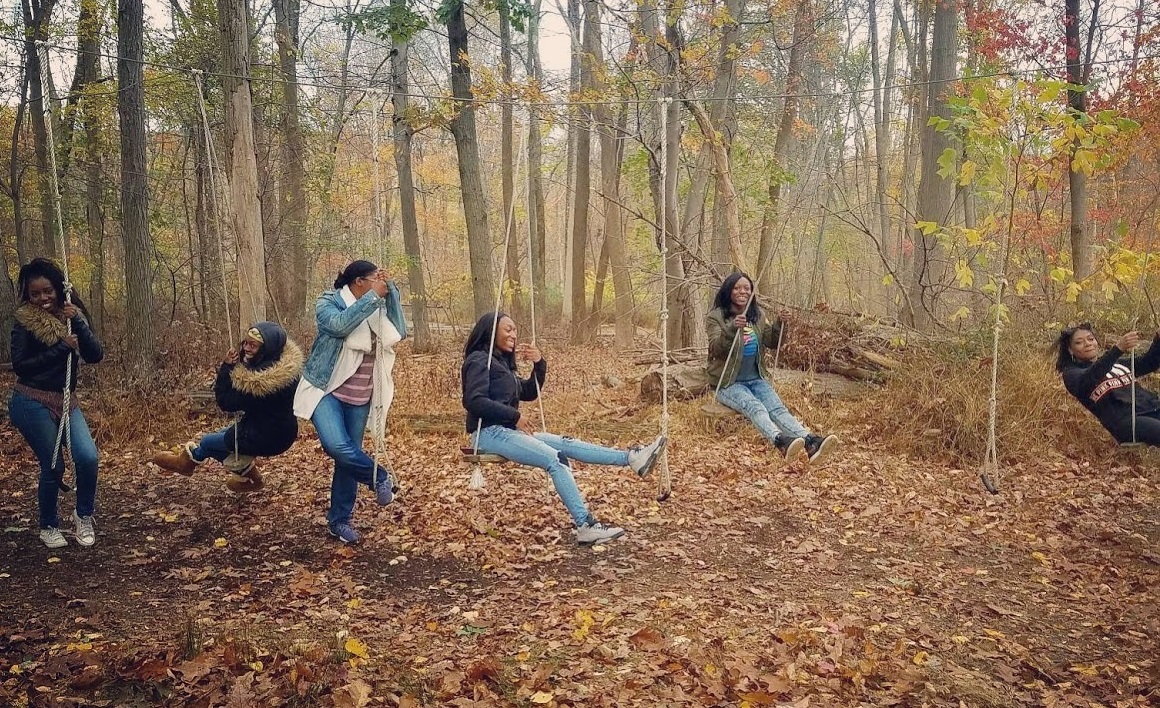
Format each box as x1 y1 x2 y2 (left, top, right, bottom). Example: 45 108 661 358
13 303 73 346
229 339 304 396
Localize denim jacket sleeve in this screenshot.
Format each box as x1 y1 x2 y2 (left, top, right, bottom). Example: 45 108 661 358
315 290 382 338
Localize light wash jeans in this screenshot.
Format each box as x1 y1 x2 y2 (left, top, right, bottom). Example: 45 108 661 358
9 389 99 529
312 394 377 525
472 426 629 526
192 426 233 463
716 377 809 445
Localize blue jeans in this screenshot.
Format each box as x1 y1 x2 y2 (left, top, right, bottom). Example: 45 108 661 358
473 426 629 526
192 427 233 463
717 377 809 445
312 394 377 525
8 390 99 529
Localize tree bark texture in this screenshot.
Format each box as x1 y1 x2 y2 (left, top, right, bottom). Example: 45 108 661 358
391 0 432 351
447 0 496 317
909 0 958 331
217 0 267 332
526 0 548 320
274 0 308 322
118 0 156 366
22 0 61 261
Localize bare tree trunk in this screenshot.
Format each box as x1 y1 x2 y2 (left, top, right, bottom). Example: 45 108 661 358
77 0 105 333
118 0 156 366
274 0 308 322
446 0 495 317
756 0 811 282
253 103 283 320
909 0 958 331
590 229 609 318
22 0 61 260
1066 0 1098 294
686 100 743 270
499 3 524 324
526 0 548 319
391 0 431 350
570 0 598 341
218 0 267 331
5 72 31 264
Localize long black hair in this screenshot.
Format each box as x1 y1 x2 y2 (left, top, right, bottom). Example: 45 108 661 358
463 312 516 370
1055 323 1094 371
334 260 378 289
17 257 91 318
713 272 760 322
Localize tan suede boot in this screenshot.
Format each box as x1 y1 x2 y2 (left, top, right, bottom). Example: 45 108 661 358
152 443 199 476
225 463 264 493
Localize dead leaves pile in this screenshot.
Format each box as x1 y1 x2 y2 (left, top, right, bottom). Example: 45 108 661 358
1 342 1157 706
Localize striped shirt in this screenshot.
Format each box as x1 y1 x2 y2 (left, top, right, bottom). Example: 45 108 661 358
332 343 376 405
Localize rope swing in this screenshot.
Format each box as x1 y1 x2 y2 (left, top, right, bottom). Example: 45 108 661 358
368 91 397 493
36 43 75 491
656 96 673 502
467 110 529 490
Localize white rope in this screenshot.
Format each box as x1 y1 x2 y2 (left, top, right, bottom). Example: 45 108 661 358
192 70 235 342
37 43 74 482
981 278 1004 494
192 70 244 462
368 90 396 492
468 113 528 490
657 96 672 501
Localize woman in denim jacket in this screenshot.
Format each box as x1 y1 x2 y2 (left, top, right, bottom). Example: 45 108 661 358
294 260 407 544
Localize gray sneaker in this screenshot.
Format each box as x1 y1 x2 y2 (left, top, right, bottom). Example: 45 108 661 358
575 520 626 545
72 511 96 547
373 466 395 506
40 527 68 549
628 435 667 478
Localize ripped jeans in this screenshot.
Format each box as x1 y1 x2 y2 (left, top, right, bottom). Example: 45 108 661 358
472 426 629 526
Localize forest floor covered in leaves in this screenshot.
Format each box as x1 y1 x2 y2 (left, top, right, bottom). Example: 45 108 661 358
1 342 1157 707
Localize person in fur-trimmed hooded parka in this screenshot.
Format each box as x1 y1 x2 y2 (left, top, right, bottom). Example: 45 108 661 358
153 322 303 493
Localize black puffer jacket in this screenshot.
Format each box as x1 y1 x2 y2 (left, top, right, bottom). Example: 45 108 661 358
1061 335 1160 442
215 322 304 457
460 316 546 433
11 304 103 393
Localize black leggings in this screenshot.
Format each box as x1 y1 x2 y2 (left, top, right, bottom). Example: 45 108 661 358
1115 411 1160 446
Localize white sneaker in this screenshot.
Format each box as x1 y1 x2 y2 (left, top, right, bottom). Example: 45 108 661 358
628 435 668 478
40 527 68 549
73 511 96 547
575 520 626 545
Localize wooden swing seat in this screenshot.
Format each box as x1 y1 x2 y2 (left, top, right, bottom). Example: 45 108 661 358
460 447 508 465
699 399 741 417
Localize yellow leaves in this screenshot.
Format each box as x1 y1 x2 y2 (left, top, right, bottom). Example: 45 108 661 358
213 538 228 549
912 650 929 666
1070 663 1100 677
954 260 974 288
529 691 554 704
1014 278 1031 296
572 609 595 642
1031 551 1052 567
958 159 977 185
982 628 1005 639
160 512 179 523
344 637 369 668
881 273 894 287
47 557 61 564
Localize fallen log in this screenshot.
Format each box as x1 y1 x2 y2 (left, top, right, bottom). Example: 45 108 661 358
640 362 871 403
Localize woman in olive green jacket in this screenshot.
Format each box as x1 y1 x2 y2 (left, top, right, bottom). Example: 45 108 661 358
706 272 838 463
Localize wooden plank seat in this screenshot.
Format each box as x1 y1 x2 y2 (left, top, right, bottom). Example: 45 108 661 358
460 446 508 465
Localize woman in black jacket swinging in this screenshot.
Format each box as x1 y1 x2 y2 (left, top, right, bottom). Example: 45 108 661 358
1057 323 1160 446
9 258 104 549
153 322 303 492
461 312 666 545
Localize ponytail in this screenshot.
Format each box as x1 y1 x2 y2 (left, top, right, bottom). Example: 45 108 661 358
334 260 378 289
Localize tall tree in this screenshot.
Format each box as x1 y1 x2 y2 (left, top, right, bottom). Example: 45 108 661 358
217 0 267 332
390 0 432 350
499 2 525 324
590 0 633 348
756 0 811 283
569 0 596 340
118 0 156 366
76 0 106 333
22 0 61 260
274 0 308 321
909 0 958 330
1065 0 1099 295
525 0 548 319
443 0 496 316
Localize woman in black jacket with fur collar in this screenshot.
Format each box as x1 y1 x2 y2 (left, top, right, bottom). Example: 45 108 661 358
152 321 303 492
1058 324 1160 445
8 258 104 549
